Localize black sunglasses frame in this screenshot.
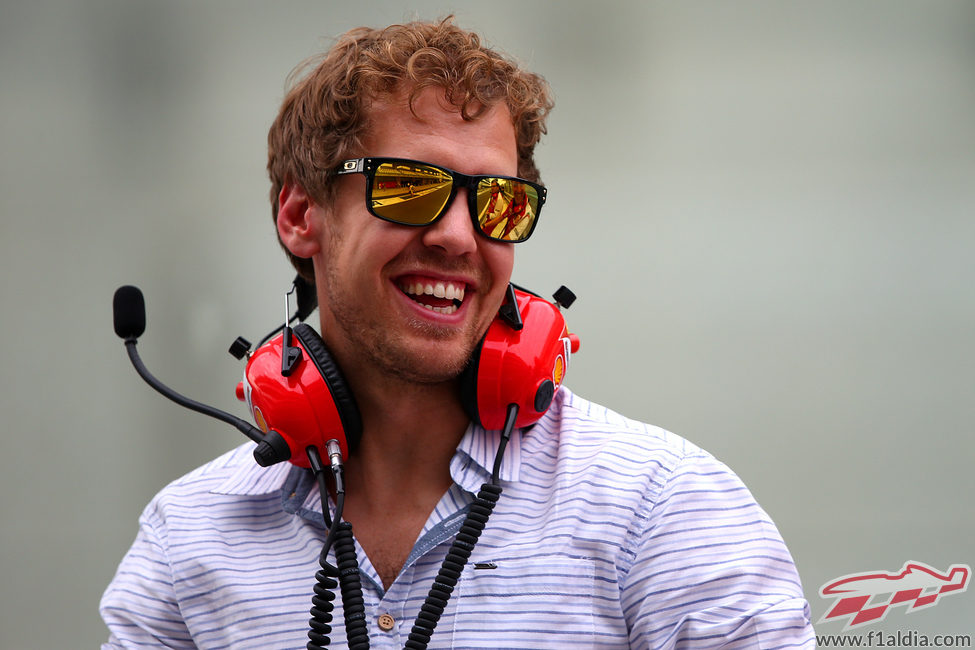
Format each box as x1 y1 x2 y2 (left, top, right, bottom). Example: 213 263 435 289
334 157 547 243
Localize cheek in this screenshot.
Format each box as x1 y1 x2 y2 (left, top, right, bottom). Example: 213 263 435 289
323 221 414 290
484 244 515 293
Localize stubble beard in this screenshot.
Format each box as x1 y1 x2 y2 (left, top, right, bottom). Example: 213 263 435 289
324 267 485 386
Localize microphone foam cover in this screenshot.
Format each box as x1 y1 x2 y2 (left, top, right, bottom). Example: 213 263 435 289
113 285 146 339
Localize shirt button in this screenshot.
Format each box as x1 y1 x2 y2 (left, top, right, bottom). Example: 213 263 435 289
377 613 395 632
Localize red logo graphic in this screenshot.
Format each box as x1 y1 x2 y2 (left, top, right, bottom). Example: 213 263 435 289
819 561 970 630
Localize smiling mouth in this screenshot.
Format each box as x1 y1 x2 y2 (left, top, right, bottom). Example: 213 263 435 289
398 279 466 315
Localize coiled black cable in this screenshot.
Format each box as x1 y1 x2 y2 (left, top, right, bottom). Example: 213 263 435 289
334 522 369 648
307 540 338 649
404 404 518 650
306 447 369 650
404 482 502 650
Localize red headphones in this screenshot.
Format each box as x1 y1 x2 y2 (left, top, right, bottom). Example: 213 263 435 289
236 285 579 468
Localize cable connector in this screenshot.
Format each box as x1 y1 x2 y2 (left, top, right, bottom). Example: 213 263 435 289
324 439 346 498
326 439 343 469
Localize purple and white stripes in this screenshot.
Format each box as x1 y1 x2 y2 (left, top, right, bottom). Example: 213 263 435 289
101 388 814 648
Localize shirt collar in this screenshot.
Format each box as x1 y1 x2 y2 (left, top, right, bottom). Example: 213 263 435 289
450 421 522 493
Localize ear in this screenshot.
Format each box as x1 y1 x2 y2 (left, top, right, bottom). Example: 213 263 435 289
276 183 324 258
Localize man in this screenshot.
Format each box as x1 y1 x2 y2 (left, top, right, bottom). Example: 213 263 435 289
477 179 509 236
101 18 815 648
480 181 534 241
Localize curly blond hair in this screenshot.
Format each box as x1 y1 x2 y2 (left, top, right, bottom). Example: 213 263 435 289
267 17 554 282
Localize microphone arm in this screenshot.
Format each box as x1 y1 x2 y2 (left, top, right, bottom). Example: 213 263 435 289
112 284 294 467
123 338 264 445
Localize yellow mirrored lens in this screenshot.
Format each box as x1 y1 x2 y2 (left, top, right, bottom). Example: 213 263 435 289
476 178 537 241
371 162 452 225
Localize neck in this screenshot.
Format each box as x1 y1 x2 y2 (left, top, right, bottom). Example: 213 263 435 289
331 372 470 590
360 379 468 463
340 354 471 495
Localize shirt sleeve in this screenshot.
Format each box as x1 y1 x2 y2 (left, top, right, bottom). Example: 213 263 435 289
619 450 816 649
100 503 195 649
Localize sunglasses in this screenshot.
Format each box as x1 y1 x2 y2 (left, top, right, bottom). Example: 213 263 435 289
335 158 546 243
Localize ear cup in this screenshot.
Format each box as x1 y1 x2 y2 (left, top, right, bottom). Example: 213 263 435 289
462 289 578 430
292 323 363 455
239 324 363 467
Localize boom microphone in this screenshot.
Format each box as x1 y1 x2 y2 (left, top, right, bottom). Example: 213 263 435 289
111 285 278 458
113 285 146 339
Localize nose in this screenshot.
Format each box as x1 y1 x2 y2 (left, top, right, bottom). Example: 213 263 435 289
421 189 478 256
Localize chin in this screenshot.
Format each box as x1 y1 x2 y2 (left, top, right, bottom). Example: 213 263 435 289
382 333 478 385
382 356 469 385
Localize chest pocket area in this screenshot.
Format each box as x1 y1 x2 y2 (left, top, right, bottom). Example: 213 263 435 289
450 555 596 648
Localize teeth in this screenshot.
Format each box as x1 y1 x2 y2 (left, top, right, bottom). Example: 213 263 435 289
401 280 466 303
422 303 458 315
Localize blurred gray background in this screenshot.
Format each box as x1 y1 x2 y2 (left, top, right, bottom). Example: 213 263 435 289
1 1 972 647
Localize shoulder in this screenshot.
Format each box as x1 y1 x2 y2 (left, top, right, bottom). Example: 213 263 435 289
140 443 292 529
150 443 257 498
541 386 698 451
528 388 778 548
529 387 722 490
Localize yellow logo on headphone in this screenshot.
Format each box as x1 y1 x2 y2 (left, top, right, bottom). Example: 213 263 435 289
254 406 269 433
553 355 565 387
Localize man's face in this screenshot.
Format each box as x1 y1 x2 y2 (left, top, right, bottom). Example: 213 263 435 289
513 183 526 202
312 88 517 384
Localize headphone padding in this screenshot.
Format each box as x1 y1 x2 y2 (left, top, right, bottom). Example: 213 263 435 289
292 323 363 453
458 337 485 426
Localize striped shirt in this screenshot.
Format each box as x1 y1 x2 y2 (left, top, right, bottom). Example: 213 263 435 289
100 388 815 649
